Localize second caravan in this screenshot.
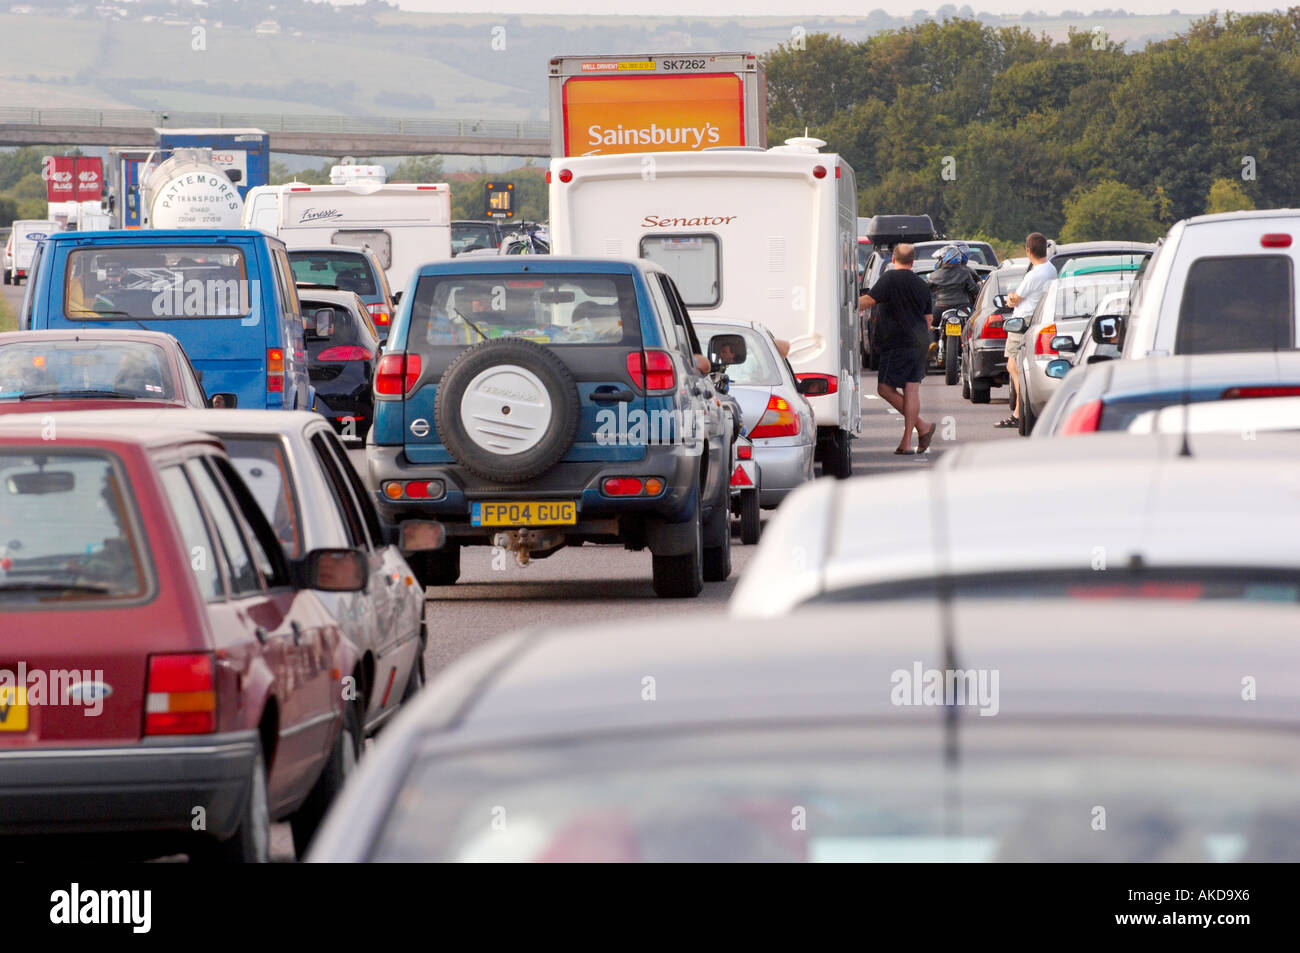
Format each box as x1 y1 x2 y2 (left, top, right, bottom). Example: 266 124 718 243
549 138 861 476
243 169 451 298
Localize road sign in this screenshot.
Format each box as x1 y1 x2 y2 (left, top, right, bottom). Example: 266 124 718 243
485 181 514 219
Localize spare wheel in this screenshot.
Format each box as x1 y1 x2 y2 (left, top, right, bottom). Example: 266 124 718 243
434 337 581 483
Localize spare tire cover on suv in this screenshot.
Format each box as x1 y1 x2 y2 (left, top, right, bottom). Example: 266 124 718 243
434 337 582 483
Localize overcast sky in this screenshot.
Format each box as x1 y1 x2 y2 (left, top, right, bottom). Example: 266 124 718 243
369 1 1283 16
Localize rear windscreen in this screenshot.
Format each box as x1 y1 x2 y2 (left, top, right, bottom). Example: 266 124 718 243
63 246 250 320
408 274 637 350
289 251 377 296
1176 256 1295 354
452 223 499 255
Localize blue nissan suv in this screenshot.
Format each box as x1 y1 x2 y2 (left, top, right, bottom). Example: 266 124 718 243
366 256 734 597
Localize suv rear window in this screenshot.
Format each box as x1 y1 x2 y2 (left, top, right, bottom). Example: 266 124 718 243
1176 256 1295 354
63 246 250 320
0 451 148 603
409 274 637 349
289 251 377 296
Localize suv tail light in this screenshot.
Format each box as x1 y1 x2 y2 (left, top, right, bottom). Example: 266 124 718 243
367 303 391 326
1222 385 1300 399
316 345 373 362
627 350 675 392
375 352 421 396
749 395 801 439
980 318 1007 340
1035 323 1058 356
1261 234 1292 248
1060 399 1103 435
145 653 216 735
795 372 838 395
267 348 284 393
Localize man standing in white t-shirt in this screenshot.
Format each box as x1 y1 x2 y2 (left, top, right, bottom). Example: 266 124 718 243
996 232 1057 429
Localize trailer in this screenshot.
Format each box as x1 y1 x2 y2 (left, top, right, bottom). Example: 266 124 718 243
547 52 766 158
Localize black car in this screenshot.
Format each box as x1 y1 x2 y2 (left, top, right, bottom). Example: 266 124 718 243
451 220 504 256
301 289 381 443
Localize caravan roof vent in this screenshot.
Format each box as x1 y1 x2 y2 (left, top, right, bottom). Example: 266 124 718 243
774 136 827 154
330 164 388 185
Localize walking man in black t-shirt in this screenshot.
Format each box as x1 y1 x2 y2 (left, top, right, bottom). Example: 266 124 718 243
858 243 937 455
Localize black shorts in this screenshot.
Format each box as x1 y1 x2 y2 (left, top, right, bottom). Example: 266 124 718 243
878 342 927 388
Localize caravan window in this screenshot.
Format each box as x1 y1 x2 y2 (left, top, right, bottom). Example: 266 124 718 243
640 235 720 308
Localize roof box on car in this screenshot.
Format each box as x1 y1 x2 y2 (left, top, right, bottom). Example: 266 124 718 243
865 214 936 245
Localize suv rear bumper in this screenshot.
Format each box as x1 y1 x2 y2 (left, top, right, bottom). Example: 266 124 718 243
368 443 706 534
0 731 255 839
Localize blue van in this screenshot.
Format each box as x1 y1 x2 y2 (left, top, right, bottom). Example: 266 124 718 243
367 256 735 598
21 229 311 411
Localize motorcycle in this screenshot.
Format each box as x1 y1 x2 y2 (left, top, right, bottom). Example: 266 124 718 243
938 306 972 385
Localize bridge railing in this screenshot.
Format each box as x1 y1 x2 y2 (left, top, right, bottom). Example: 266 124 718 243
0 107 550 139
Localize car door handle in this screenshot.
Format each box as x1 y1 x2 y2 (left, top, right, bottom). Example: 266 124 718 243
590 388 634 403
291 621 303 646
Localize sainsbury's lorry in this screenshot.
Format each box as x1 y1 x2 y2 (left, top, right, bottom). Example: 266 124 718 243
548 52 766 158
549 137 862 477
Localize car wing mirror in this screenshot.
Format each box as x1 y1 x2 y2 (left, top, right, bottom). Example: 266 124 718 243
796 375 831 396
707 333 747 366
208 393 237 408
1051 335 1078 353
1092 315 1122 343
312 308 335 338
399 520 446 553
1002 316 1028 334
300 548 367 592
1045 359 1072 380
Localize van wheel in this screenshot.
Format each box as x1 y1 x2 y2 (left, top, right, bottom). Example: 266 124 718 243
740 488 760 545
408 542 460 587
970 381 991 404
702 497 731 582
191 738 270 863
289 700 362 858
652 504 703 598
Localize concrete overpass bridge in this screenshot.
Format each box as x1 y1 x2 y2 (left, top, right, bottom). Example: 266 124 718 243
0 107 550 157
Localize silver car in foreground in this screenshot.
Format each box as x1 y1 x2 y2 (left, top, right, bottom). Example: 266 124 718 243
309 599 1300 862
730 432 1300 618
695 319 815 508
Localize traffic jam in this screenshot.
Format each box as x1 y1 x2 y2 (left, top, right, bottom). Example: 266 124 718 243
0 38 1295 897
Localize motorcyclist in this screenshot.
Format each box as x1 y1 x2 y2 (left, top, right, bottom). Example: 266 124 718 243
926 243 980 313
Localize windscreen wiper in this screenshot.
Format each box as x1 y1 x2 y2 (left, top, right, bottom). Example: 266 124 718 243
451 307 491 342
18 389 134 401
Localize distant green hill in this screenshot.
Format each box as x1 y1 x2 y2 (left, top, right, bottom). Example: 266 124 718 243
0 8 1198 121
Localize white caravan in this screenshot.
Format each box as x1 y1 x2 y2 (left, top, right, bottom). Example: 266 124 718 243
549 138 861 476
243 176 452 299
5 220 62 285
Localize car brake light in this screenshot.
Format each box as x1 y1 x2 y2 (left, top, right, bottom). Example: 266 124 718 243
795 372 837 395
145 653 216 735
602 477 644 496
316 345 373 362
1060 399 1103 435
980 318 1007 340
267 348 284 394
1035 323 1058 356
627 350 675 392
1261 233 1292 248
1221 385 1300 398
749 395 801 439
375 352 421 396
737 444 752 459
367 303 391 326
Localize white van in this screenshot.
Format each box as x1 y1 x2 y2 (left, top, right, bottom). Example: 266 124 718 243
1123 209 1300 359
243 180 452 299
549 138 861 477
6 220 62 285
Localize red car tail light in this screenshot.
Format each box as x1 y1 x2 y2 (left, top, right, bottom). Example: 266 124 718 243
367 303 391 326
375 352 421 396
795 372 838 395
980 318 1007 340
266 348 284 394
316 345 373 362
749 395 801 439
1222 385 1300 399
1060 399 1104 435
1035 323 1058 356
602 477 644 496
145 653 216 735
626 350 675 392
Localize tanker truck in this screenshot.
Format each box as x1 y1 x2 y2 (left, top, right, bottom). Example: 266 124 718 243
140 148 244 229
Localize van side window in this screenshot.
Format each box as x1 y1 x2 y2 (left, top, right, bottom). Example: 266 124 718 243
273 247 302 318
19 241 41 330
1175 256 1295 354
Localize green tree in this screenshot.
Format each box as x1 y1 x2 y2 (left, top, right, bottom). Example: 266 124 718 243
389 155 445 183
1059 181 1165 243
1205 177 1255 213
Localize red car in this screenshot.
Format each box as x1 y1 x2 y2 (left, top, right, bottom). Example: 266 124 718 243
0 421 366 860
0 329 235 414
